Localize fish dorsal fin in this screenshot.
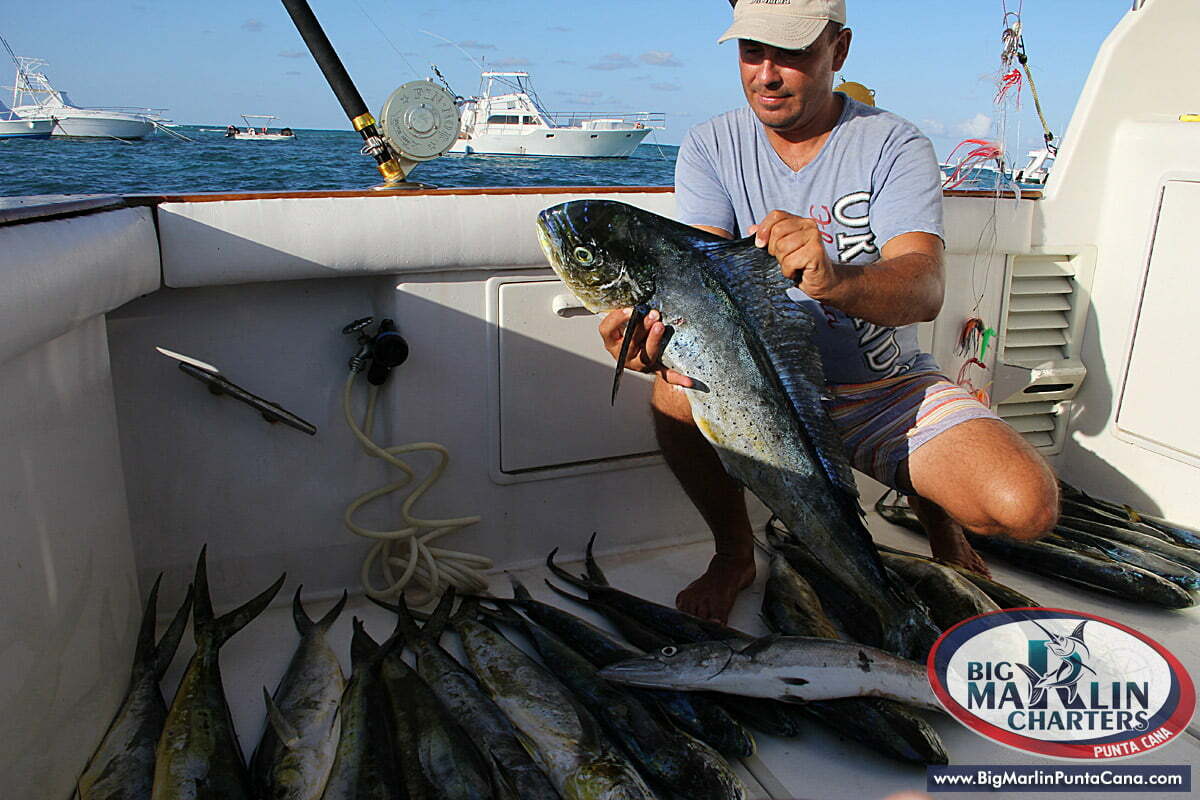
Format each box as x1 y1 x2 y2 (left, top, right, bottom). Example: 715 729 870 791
262 687 301 748
697 238 861 514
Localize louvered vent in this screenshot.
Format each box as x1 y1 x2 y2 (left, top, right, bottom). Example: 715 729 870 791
994 248 1096 453
1002 258 1076 365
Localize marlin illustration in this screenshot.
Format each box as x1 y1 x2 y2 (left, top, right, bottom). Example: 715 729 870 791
1016 620 1097 705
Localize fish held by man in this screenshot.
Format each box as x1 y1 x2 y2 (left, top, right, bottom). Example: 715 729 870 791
536 199 941 660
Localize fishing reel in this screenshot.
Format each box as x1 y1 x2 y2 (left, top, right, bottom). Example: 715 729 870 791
376 80 461 182
344 316 410 386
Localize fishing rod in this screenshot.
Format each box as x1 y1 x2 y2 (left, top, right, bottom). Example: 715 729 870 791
279 0 459 186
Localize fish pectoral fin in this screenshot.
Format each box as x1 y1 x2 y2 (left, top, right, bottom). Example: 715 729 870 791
1016 662 1042 686
263 687 301 748
738 634 782 660
611 303 650 405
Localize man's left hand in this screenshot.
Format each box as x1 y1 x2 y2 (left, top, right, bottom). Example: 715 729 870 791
750 209 842 304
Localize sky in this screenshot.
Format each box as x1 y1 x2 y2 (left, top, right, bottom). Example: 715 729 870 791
1 0 1132 159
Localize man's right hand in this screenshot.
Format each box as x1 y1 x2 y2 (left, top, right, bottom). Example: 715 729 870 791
599 307 694 388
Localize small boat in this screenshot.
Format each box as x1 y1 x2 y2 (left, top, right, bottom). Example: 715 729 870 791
5 57 158 140
1013 147 1056 185
449 71 664 158
225 115 297 141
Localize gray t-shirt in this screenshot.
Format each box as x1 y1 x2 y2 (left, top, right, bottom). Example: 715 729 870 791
675 95 944 384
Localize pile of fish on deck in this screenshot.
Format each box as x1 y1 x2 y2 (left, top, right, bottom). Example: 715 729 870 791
878 482 1200 609
76 537 971 800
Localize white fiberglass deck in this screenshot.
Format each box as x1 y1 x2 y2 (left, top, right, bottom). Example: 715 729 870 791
165 500 1200 800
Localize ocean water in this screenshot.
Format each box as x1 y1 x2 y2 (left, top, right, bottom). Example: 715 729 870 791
0 125 680 197
0 125 1032 198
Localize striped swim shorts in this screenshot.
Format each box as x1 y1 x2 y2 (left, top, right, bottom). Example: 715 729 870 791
823 370 1002 489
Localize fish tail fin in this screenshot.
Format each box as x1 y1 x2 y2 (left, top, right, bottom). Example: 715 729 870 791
389 593 425 642
545 548 595 591
131 573 164 680
291 585 348 636
508 574 534 604
292 585 314 634
317 590 349 632
194 547 286 649
423 586 457 641
584 533 611 585
151 582 194 681
192 546 215 645
350 617 380 669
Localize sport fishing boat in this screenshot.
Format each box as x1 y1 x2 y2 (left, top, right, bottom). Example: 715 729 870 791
6 57 158 140
3 1 1199 797
225 114 297 141
450 71 664 157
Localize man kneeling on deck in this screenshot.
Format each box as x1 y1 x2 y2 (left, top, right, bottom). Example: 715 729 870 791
598 0 1058 623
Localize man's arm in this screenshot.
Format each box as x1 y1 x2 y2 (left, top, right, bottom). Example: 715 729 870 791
752 211 945 327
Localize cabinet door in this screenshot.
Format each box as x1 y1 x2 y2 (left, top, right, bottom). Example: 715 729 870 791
496 278 657 473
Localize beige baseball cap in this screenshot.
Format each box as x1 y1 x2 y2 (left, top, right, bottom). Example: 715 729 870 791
718 0 847 50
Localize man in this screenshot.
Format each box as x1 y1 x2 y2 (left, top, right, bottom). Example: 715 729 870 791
598 0 1058 624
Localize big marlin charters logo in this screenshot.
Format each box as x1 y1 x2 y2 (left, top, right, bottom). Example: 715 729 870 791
929 609 1195 759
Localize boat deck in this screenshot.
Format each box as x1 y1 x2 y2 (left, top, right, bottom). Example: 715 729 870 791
169 497 1200 800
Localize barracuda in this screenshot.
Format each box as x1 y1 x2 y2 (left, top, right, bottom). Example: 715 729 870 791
599 636 941 712
536 199 940 660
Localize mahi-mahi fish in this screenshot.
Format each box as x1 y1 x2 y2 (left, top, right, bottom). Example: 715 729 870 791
153 548 286 800
75 576 193 800
250 588 348 800
536 199 940 659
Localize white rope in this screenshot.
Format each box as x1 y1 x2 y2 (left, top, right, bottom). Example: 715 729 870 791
341 372 490 605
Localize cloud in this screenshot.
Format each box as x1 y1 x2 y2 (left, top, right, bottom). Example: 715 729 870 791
589 54 635 71
547 25 571 32
556 90 603 98
491 57 531 68
651 82 681 92
458 39 497 50
920 119 947 136
279 50 307 59
956 113 992 138
640 51 682 67
285 70 303 76
241 19 265 33
554 59 575 65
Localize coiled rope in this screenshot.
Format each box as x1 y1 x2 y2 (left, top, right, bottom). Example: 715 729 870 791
341 372 490 605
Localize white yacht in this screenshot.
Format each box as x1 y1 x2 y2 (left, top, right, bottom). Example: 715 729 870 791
224 115 296 141
2 1 1198 798
7 57 157 140
450 71 664 157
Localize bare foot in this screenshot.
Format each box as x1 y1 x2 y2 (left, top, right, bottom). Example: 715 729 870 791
928 522 992 578
675 554 756 624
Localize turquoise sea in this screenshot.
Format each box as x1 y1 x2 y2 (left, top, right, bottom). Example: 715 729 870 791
0 125 680 197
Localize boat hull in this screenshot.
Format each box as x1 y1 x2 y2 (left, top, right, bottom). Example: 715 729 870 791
0 118 53 139
449 126 652 158
12 108 155 140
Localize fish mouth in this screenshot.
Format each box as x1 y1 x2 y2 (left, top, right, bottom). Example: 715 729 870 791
598 644 735 688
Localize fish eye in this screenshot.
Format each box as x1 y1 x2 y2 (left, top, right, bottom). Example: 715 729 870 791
573 246 595 266
660 646 677 658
